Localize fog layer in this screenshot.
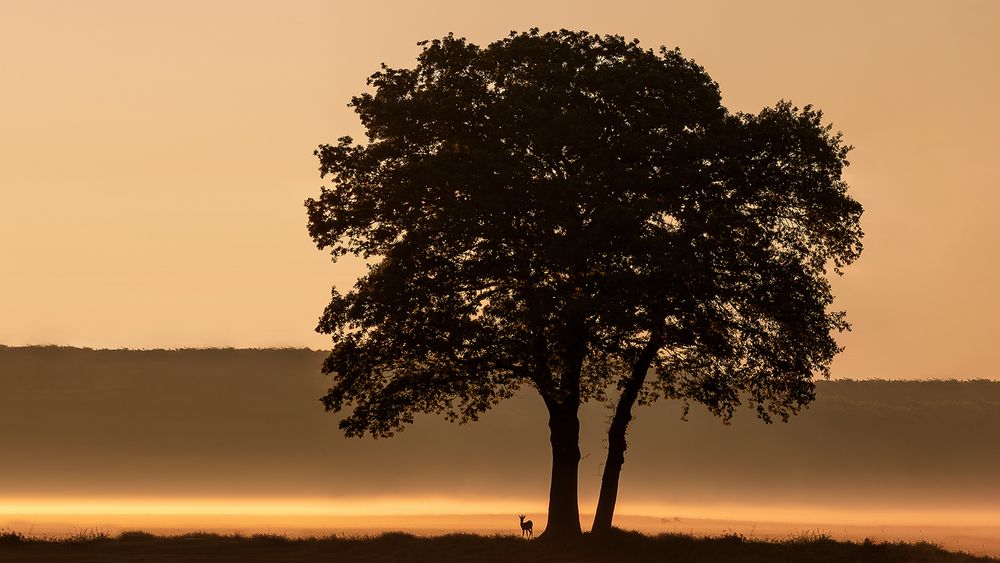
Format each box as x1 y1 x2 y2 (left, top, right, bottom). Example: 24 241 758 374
3 346 998 513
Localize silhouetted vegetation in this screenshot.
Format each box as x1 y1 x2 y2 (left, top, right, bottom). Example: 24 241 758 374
306 28 862 539
0 530 993 563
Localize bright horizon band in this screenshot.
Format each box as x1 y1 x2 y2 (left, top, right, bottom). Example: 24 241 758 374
2 498 998 528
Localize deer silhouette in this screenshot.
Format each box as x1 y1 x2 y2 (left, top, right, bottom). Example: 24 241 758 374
518 514 533 538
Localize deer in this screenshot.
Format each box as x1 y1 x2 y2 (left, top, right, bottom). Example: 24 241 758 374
518 514 533 538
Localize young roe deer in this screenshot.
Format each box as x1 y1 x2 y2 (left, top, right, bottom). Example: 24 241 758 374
518 514 533 538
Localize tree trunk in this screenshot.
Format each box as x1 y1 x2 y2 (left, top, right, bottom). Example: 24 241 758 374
591 337 660 534
541 406 582 540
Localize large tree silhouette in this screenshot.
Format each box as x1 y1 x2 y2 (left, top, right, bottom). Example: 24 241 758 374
588 99 862 533
306 29 862 540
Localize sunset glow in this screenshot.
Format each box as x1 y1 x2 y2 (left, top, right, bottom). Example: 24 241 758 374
2 498 998 529
0 497 542 518
3 1 1000 560
1 1 998 379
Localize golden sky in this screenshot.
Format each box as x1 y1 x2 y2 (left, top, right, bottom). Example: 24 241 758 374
2 0 998 378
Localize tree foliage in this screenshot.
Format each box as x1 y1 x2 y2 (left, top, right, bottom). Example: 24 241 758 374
306 28 862 537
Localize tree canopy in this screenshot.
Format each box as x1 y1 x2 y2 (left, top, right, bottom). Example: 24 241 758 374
306 29 862 540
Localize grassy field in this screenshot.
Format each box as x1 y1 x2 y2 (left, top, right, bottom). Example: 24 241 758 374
1 529 996 563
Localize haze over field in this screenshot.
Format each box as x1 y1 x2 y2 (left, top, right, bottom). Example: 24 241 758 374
3 346 1000 539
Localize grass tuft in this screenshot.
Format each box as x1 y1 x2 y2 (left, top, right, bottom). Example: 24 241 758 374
249 533 292 544
62 529 112 543
0 530 27 545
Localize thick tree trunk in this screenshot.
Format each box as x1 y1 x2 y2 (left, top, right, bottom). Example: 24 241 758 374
541 406 582 540
591 337 660 534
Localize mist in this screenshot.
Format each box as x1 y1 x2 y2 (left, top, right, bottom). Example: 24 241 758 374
3 345 999 520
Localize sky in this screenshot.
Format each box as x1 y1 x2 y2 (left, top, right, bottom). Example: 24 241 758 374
2 0 999 379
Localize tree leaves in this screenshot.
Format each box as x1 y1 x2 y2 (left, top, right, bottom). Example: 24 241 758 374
305 29 862 436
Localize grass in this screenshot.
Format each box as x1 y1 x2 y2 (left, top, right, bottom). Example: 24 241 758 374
0 528 995 562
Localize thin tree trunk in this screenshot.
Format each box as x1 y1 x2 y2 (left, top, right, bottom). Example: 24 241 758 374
591 337 660 534
541 405 583 540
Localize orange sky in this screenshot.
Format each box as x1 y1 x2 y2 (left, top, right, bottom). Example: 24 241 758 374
2 1 998 379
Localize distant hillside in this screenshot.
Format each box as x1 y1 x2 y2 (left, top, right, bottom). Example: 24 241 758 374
2 345 1000 510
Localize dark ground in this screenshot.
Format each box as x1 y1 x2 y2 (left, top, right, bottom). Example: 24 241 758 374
1 530 996 563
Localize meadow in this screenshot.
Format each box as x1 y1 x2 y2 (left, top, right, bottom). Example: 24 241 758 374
2 529 997 563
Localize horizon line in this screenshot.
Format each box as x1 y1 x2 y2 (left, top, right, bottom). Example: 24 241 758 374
1 344 997 382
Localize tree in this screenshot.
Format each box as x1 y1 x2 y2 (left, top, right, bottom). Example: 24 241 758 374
305 29 862 540
588 100 862 533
